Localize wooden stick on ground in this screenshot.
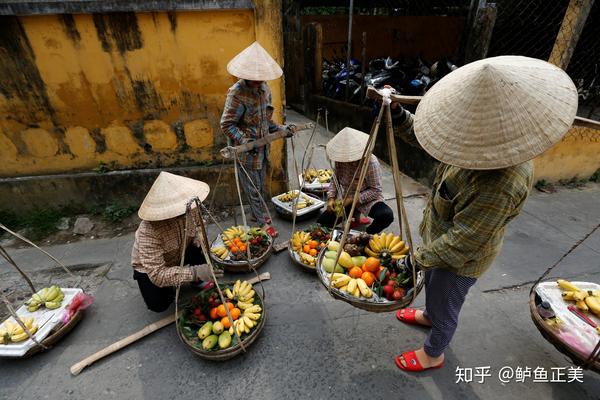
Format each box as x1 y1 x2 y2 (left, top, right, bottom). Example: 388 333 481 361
70 272 271 376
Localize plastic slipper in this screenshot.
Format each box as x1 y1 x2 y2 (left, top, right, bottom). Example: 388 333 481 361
395 351 444 372
265 226 278 238
350 217 371 228
396 308 430 327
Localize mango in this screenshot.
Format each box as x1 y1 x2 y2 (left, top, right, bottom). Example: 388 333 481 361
338 251 354 269
352 256 367 267
218 331 232 349
197 322 213 339
202 334 218 350
212 321 224 335
322 258 344 273
327 241 340 251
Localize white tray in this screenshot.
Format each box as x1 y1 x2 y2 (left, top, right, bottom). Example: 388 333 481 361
0 287 83 357
271 190 324 216
298 174 331 191
536 281 600 355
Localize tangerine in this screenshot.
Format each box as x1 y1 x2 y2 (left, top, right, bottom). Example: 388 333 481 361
216 304 227 318
226 302 234 310
230 307 241 320
363 257 380 273
209 307 219 320
308 240 318 249
309 248 318 256
361 271 376 286
349 266 363 279
221 316 232 329
303 244 311 253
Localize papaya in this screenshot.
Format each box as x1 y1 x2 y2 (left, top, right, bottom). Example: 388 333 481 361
197 322 213 340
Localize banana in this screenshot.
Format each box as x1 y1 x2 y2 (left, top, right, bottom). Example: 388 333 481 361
339 285 349 292
245 305 262 314
45 301 62 310
364 247 378 258
557 279 580 292
356 279 370 296
237 301 254 310
352 287 361 298
46 286 60 302
368 238 381 252
244 312 261 321
573 291 588 302
576 300 589 312
332 275 351 288
347 279 358 294
243 316 255 329
239 290 256 302
233 280 241 293
225 289 234 300
10 325 38 343
585 296 600 316
363 287 373 298
389 239 405 253
561 291 577 301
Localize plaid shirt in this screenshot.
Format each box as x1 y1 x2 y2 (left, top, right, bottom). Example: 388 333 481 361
220 80 281 170
131 216 201 287
327 155 385 215
395 110 534 278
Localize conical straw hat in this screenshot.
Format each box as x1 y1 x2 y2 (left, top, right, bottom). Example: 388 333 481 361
326 127 370 162
413 55 578 170
227 41 283 81
138 172 210 221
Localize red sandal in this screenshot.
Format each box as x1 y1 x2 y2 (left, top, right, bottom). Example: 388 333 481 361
395 351 444 372
396 308 430 327
264 226 278 238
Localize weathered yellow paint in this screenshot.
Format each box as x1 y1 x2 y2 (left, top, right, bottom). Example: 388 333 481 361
184 119 214 149
548 0 594 69
534 126 600 181
0 5 287 195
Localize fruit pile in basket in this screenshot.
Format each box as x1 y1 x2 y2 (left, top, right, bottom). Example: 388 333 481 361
321 231 415 302
290 224 332 266
211 226 269 261
557 279 600 322
302 168 333 184
180 280 263 351
0 317 38 344
277 191 315 209
25 285 65 312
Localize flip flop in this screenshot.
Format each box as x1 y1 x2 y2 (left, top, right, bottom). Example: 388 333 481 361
396 308 430 327
350 217 371 228
265 226 278 238
395 350 444 372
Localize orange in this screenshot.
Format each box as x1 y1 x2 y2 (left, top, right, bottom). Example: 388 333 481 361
361 271 376 286
217 304 227 318
230 308 241 320
309 248 318 256
221 316 232 329
349 266 363 279
303 244 311 253
319 242 326 248
226 302 234 310
363 257 380 273
209 307 219 320
308 240 318 249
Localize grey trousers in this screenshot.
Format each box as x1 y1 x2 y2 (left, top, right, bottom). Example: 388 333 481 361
422 268 477 357
238 162 268 225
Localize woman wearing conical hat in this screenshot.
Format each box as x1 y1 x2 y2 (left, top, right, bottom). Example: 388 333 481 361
317 127 394 233
390 56 577 372
220 42 294 238
132 172 223 312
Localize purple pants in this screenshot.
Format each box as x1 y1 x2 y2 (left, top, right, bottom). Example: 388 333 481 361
422 268 477 357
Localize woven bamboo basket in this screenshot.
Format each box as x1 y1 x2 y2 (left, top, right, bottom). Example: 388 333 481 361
529 290 600 373
209 236 273 273
177 291 266 361
315 251 424 313
22 311 84 358
287 242 317 272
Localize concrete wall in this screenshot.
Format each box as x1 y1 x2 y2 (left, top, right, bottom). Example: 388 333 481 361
0 1 287 204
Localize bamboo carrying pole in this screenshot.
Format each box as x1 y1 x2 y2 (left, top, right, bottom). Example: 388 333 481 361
70 271 271 376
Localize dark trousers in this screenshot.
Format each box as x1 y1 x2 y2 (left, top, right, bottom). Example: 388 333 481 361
133 245 206 313
316 201 394 234
422 268 477 357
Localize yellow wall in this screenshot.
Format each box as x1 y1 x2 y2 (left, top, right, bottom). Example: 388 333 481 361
534 126 600 181
0 5 286 191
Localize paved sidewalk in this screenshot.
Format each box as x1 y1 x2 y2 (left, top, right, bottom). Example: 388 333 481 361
0 110 599 400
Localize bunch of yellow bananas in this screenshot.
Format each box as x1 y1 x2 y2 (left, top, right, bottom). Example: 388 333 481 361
317 169 333 183
278 191 301 202
291 231 311 252
225 280 255 305
302 168 318 182
557 279 600 317
329 273 373 298
365 232 409 260
211 246 229 260
0 317 38 344
25 285 64 312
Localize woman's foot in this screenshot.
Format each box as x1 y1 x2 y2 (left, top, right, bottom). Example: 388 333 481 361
396 308 432 327
395 348 444 372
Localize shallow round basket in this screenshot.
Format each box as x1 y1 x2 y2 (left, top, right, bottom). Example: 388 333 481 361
177 292 266 361
316 251 424 313
287 242 317 273
22 310 84 358
210 236 273 273
529 290 600 373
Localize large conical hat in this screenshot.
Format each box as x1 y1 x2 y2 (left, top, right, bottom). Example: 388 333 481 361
227 41 283 81
413 55 578 169
326 127 370 162
138 172 210 221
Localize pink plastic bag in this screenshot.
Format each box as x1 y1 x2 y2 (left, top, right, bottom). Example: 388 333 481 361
61 292 94 324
